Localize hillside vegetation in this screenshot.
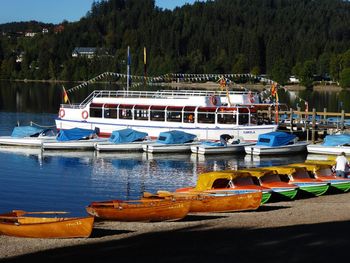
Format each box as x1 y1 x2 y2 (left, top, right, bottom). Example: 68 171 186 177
0 0 350 87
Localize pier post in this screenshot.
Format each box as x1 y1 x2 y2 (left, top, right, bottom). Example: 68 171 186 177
311 108 316 143
341 110 345 130
296 106 301 125
289 108 293 133
323 108 327 125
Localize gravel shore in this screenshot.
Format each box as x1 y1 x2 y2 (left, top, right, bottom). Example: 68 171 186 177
1 191 350 263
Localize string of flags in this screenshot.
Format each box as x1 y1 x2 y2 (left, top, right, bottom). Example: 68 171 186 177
64 71 308 111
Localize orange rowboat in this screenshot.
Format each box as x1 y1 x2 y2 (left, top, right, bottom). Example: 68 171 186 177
0 210 94 238
143 190 262 213
86 199 191 222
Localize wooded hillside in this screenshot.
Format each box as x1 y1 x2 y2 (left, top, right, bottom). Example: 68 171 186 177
1 0 350 87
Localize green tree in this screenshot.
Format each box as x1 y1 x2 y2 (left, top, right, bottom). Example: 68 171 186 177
339 68 350 88
300 60 316 89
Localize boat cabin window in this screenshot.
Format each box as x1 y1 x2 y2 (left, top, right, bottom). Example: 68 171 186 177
233 177 256 186
166 106 183 122
217 107 237 124
134 105 150 120
119 104 133 120
183 106 196 123
150 106 165 121
292 169 310 179
260 174 281 183
238 108 250 125
103 104 118 119
211 178 231 189
197 107 215 124
316 168 333 177
90 103 103 118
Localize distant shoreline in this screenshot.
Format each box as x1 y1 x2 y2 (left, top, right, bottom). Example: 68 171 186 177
1 79 344 91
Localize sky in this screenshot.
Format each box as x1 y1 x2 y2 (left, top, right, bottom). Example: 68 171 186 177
0 0 201 24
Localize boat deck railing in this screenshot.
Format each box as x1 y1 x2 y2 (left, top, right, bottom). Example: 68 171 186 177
60 89 258 109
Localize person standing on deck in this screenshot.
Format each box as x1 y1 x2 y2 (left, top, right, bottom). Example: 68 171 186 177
220 134 233 147
335 152 349 178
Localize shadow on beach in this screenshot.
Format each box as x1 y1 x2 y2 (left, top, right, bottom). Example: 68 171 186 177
3 219 350 263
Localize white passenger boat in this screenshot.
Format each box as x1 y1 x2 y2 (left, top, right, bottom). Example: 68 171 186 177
191 140 255 155
244 131 309 155
142 130 200 153
55 89 278 142
307 134 350 155
42 127 107 150
0 126 56 147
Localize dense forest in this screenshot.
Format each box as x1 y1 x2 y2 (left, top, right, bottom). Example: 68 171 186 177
1 0 350 87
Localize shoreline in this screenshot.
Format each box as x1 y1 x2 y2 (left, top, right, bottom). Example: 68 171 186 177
2 191 350 262
1 79 344 92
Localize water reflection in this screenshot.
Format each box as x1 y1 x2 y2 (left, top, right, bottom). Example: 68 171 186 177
1 80 349 113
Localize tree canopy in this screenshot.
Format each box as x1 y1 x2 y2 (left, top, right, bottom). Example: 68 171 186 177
1 0 350 87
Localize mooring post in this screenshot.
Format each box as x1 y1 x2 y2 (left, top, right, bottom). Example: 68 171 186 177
341 110 345 130
311 108 316 143
296 106 301 124
323 108 327 125
289 108 293 133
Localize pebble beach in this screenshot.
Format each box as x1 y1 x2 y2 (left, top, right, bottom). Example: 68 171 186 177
1 191 350 263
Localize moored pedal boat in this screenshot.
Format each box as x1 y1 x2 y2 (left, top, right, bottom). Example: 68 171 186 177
0 210 94 238
86 199 190 222
238 169 299 200
291 162 350 192
256 166 329 196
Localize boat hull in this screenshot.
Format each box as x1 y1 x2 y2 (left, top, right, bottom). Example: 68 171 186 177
42 139 107 150
294 183 329 196
0 212 94 238
95 141 155 152
191 142 255 155
142 142 201 153
0 136 56 147
86 199 190 222
245 142 309 155
307 144 350 155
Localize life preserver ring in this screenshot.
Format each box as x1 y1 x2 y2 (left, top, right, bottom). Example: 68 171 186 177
59 108 65 118
210 96 218 106
82 110 89 119
248 92 255 103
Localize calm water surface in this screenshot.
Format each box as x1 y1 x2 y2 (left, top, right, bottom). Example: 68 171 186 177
0 81 331 216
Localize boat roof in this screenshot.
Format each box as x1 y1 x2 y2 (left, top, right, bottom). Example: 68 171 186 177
256 132 296 147
157 130 196 144
57 128 96 141
11 126 45 138
289 162 333 172
251 166 302 175
323 134 350 146
109 128 148 143
238 169 278 178
194 170 251 191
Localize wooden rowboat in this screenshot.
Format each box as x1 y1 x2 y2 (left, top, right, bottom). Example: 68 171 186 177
143 190 262 213
0 210 94 238
86 199 191 222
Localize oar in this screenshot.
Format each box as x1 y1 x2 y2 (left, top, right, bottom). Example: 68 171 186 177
13 210 69 216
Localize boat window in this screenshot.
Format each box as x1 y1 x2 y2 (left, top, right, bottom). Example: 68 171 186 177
90 103 103 118
260 174 281 183
134 105 150 120
259 138 270 143
103 104 118 119
233 177 255 186
197 107 215 124
212 179 231 189
238 113 249 125
217 107 237 124
166 106 183 122
293 169 310 179
317 168 333 176
150 106 166 121
183 106 196 123
118 104 133 120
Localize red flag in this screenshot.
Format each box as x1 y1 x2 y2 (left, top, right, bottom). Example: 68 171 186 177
271 83 277 96
62 86 69 103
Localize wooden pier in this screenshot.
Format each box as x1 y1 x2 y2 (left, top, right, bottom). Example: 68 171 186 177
258 107 350 143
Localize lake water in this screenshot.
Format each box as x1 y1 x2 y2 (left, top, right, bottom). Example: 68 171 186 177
0 80 339 217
